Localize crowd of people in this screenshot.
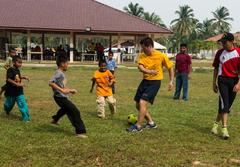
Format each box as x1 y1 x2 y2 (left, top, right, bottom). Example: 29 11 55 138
2 34 240 140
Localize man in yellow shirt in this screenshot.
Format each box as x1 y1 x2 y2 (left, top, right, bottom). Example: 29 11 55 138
127 37 174 132
90 60 116 118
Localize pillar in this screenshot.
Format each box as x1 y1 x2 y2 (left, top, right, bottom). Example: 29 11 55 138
69 31 74 63
27 30 31 61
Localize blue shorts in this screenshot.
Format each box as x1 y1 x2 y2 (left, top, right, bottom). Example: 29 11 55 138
134 80 161 104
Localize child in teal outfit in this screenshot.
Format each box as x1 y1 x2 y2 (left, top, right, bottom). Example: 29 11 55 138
4 56 30 122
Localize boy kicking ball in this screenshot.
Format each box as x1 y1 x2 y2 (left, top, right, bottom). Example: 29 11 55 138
127 37 174 132
49 54 87 138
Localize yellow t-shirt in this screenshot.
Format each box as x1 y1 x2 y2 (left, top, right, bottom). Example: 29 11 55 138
93 70 114 96
138 50 173 80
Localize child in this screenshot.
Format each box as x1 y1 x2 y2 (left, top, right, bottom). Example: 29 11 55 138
173 43 192 101
49 54 87 138
127 37 174 132
4 56 30 122
107 51 117 94
90 60 116 118
0 49 17 97
211 33 240 140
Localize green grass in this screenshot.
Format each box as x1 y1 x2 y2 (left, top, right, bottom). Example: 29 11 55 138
0 66 240 167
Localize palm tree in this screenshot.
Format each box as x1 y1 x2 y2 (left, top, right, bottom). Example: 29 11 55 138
197 19 216 39
212 6 233 33
143 12 166 27
123 2 144 17
170 5 198 37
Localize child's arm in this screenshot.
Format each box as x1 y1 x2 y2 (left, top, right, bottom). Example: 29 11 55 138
21 76 30 81
7 78 24 87
49 81 71 94
138 64 157 75
213 68 218 93
90 79 96 93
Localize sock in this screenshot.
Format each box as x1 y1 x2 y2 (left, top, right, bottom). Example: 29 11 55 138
148 121 154 125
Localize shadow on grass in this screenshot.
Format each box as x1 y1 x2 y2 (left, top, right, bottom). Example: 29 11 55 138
33 123 73 136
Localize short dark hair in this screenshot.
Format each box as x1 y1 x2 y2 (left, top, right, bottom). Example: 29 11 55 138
108 50 113 55
98 60 107 67
12 55 22 63
180 43 187 48
56 54 68 67
140 37 154 47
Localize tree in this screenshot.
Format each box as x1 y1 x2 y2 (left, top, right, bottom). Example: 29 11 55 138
212 6 233 33
171 5 198 37
123 2 144 17
197 19 216 39
143 12 166 27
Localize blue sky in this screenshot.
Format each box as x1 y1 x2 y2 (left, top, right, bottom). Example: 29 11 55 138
97 0 240 32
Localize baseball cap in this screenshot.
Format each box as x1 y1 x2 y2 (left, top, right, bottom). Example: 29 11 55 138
218 33 234 43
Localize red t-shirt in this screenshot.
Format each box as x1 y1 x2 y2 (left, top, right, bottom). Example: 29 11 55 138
175 53 191 73
212 48 240 77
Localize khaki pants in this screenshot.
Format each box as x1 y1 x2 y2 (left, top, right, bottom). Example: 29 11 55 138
96 96 116 118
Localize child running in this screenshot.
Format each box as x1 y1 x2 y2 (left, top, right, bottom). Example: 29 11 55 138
49 54 87 138
4 56 30 122
90 60 116 118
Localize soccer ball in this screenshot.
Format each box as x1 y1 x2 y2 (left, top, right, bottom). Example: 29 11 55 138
127 114 137 125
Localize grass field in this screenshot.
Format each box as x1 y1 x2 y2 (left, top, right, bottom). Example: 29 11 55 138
0 65 240 167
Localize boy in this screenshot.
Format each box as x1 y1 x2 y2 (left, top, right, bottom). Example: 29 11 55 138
107 51 117 94
127 37 174 132
0 49 17 97
90 60 116 118
49 55 87 138
211 33 240 140
173 44 192 101
4 56 30 122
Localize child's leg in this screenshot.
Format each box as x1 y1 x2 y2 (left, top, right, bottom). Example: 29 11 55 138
63 98 86 134
173 73 183 99
4 96 16 115
96 96 106 118
16 95 30 122
106 96 116 115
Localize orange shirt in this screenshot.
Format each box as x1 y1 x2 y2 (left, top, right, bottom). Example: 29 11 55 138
93 69 114 96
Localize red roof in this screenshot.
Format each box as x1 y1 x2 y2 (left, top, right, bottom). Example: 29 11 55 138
205 32 240 42
0 0 171 34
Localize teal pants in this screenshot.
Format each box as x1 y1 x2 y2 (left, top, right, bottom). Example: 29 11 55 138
4 95 30 122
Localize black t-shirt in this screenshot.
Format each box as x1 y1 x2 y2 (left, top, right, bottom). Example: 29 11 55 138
5 67 23 96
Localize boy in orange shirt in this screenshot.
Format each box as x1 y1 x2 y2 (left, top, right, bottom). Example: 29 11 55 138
90 60 116 118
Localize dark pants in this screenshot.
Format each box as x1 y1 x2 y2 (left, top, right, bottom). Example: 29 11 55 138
52 96 86 134
218 76 238 113
173 73 189 100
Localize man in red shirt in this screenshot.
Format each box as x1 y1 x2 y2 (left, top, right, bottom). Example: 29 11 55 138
173 44 192 101
211 33 240 140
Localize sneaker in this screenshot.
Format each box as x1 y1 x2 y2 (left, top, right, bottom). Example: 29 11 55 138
76 134 88 138
143 123 158 129
211 123 219 135
221 127 230 140
126 124 142 132
51 120 59 125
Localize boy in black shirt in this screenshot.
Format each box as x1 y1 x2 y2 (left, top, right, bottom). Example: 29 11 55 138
4 56 30 122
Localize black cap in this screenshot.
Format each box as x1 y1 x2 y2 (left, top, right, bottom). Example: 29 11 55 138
218 33 234 43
